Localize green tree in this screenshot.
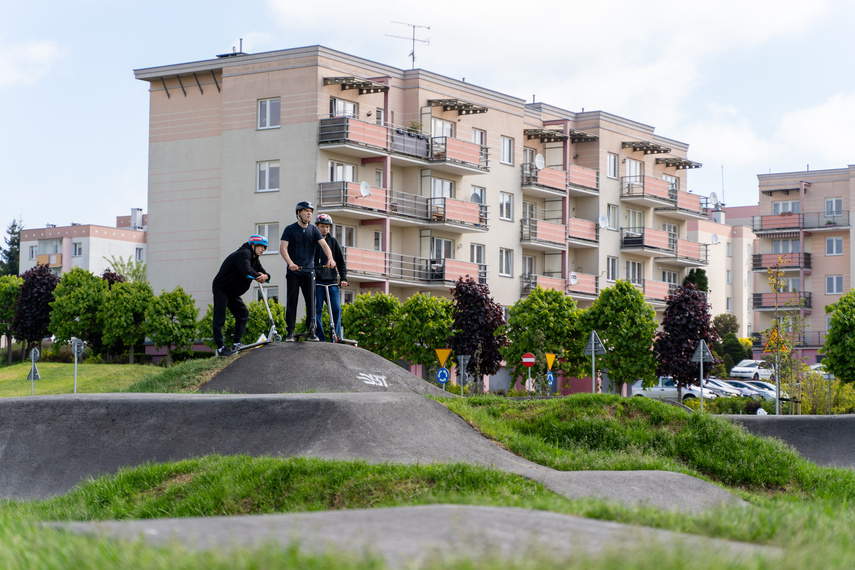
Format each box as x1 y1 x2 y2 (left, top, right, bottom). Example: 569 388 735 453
104 255 147 283
145 287 199 366
503 286 585 393
341 292 401 361
720 333 748 371
682 268 708 292
713 313 739 337
100 281 155 364
583 280 657 392
49 268 108 352
395 293 453 379
448 276 507 380
13 264 60 351
822 288 855 385
0 275 22 365
0 219 22 277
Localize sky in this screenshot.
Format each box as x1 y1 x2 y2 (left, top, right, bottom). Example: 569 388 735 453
3 0 854 231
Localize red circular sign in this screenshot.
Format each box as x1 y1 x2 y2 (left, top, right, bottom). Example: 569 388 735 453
522 353 536 367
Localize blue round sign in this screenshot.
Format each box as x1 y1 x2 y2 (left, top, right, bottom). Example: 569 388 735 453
547 371 554 386
436 367 450 384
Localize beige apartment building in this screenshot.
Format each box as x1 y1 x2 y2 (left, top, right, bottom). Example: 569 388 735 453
751 166 855 364
134 45 729 323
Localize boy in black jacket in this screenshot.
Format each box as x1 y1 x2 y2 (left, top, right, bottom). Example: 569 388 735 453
313 213 348 342
211 235 270 356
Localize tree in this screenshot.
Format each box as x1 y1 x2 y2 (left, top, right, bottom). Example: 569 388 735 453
682 268 708 292
394 293 453 379
101 269 126 288
145 287 199 366
104 255 147 283
198 297 288 349
341 292 401 361
503 286 586 393
583 280 657 392
100 281 155 364
0 219 22 277
654 283 719 399
49 268 108 352
720 333 749 372
0 275 22 365
13 264 59 351
448 276 508 380
822 288 855 385
713 313 739 337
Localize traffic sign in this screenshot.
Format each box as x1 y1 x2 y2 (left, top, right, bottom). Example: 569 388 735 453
763 329 787 353
436 367 449 384
545 353 556 371
583 331 607 356
691 340 715 363
547 371 554 386
435 348 451 367
522 353 535 368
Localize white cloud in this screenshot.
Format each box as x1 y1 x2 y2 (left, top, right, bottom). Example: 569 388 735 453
0 39 63 88
776 93 855 168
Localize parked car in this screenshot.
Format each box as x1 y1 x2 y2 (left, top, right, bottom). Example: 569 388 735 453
722 379 774 400
745 380 789 401
729 359 775 380
703 378 757 398
631 377 718 403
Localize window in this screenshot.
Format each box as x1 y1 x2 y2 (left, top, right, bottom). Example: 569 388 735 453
522 201 536 221
375 169 384 188
827 275 844 294
726 270 732 284
607 153 619 179
522 255 535 277
499 248 513 277
772 200 800 214
662 173 678 192
523 147 536 166
431 177 454 199
625 260 643 285
39 238 61 255
254 286 279 305
726 297 732 312
255 223 279 254
726 242 732 257
827 236 843 255
431 118 454 138
330 97 357 118
607 204 619 230
342 289 356 304
430 237 453 261
607 256 618 282
826 198 843 216
499 192 513 220
374 108 385 125
335 225 355 248
257 98 280 129
470 243 484 265
257 161 280 192
373 231 383 252
627 209 643 233
72 242 83 257
29 245 37 260
778 278 800 293
500 136 514 165
135 247 144 262
625 158 643 186
662 270 678 285
470 186 484 204
329 160 356 182
772 239 800 254
471 128 486 146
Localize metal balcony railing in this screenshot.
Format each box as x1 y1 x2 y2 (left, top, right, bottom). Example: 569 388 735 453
344 248 486 285
752 252 812 271
752 291 812 310
520 273 567 296
520 218 567 247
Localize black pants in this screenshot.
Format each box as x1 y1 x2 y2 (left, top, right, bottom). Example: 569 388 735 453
212 288 249 349
286 271 316 334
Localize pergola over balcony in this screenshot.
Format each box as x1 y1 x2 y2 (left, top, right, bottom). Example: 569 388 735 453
622 141 671 155
427 98 488 115
323 76 389 94
524 128 569 143
655 157 703 170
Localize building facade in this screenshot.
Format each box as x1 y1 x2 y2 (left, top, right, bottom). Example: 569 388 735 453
19 209 147 277
751 166 854 364
134 46 730 323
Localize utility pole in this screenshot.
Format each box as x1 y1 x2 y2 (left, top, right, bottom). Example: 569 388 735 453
387 21 430 69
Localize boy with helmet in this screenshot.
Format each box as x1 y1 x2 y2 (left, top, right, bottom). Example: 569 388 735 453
313 213 348 342
279 201 335 341
211 235 270 356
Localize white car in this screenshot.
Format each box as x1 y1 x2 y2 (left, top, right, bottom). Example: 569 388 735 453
703 378 755 398
729 359 775 380
631 377 717 403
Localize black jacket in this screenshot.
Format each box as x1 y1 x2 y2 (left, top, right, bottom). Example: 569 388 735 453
212 243 269 296
314 234 347 284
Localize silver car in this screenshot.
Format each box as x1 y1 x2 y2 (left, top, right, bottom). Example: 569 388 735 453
722 379 770 400
631 377 718 403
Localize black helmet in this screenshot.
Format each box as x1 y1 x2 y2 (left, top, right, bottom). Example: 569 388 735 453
295 200 315 213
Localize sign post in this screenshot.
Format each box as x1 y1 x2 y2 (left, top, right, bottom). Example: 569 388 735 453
72 337 84 394
522 352 535 392
545 353 556 390
691 340 715 412
583 331 607 393
27 348 41 396
458 354 471 395
435 349 452 391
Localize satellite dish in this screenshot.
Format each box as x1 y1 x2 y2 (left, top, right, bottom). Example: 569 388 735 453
711 234 720 245
359 181 371 197
709 192 719 208
569 272 578 285
534 154 545 170
598 214 609 229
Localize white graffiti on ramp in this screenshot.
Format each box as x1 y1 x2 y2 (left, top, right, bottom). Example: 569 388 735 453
358 373 389 388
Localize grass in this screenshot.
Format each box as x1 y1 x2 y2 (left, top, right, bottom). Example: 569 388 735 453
6 364 855 567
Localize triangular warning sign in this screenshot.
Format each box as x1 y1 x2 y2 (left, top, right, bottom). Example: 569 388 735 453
27 364 40 381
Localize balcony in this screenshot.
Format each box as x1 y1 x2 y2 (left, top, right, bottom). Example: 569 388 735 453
567 271 599 299
344 248 485 286
752 330 826 348
752 252 812 272
655 189 706 220
621 175 671 207
521 273 567 296
430 136 488 174
567 164 599 196
521 163 599 198
566 217 599 248
656 239 709 267
620 227 672 256
752 291 812 311
520 218 567 251
752 211 851 233
318 117 390 158
36 253 62 267
317 182 488 232
642 279 672 302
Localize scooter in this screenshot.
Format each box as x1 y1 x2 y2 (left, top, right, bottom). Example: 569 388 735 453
237 277 282 351
316 282 358 347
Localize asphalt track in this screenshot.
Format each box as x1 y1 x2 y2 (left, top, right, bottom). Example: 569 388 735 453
0 342 811 564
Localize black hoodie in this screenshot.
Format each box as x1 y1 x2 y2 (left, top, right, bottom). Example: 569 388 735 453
212 242 269 296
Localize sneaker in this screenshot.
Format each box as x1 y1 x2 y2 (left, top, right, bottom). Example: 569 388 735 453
306 334 319 342
216 346 236 357
285 333 295 342
231 342 242 351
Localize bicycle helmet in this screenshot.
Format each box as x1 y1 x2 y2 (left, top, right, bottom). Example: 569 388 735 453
315 213 333 227
295 200 315 213
247 234 268 247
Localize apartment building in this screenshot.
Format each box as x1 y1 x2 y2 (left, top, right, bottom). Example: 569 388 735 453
751 166 854 364
133 45 719 317
18 209 147 277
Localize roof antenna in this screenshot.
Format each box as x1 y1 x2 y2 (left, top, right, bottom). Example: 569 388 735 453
387 22 430 69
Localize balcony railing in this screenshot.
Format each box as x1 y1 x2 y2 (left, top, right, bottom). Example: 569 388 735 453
621 227 671 252
621 175 670 201
344 247 486 285
752 211 851 232
567 217 599 244
752 291 812 310
567 272 599 297
36 253 62 267
521 273 567 296
674 239 709 264
567 164 599 192
752 330 826 348
520 218 566 248
431 136 487 170
752 252 812 271
521 163 599 195
318 116 390 150
642 279 671 301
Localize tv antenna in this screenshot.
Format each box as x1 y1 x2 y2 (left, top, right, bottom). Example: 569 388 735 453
387 21 430 69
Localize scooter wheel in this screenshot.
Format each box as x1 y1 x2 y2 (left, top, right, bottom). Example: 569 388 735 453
273 334 282 342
